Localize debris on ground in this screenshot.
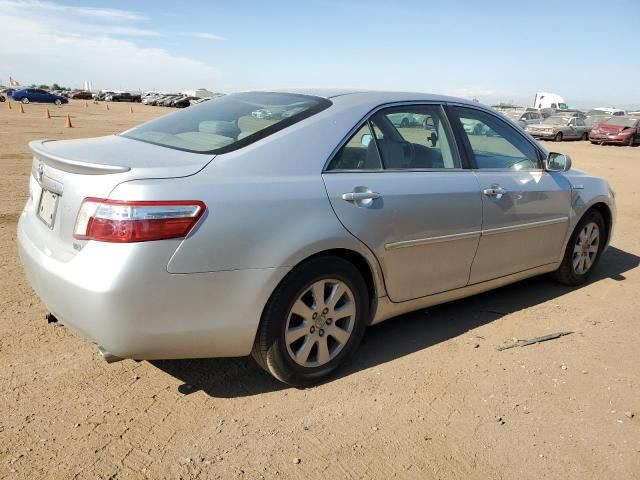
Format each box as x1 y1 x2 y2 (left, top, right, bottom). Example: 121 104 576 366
497 331 573 351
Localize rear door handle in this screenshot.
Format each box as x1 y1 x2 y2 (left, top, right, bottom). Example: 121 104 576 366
342 191 382 202
483 187 507 198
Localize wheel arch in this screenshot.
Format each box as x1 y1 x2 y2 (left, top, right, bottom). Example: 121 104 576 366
261 247 384 328
588 201 613 247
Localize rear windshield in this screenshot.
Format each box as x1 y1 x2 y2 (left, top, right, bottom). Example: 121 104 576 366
122 92 331 154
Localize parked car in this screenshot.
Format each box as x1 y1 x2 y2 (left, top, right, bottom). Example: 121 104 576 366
556 109 586 119
11 88 68 105
461 118 494 136
525 115 591 141
107 92 142 103
69 91 93 100
173 96 198 108
17 90 615 385
388 112 423 128
162 95 182 107
503 110 544 128
93 91 115 101
589 116 640 146
584 108 625 127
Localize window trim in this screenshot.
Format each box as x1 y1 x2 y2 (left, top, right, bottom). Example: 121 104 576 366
446 103 547 171
323 101 468 173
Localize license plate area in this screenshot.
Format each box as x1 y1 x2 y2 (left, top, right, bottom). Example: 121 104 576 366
38 189 59 228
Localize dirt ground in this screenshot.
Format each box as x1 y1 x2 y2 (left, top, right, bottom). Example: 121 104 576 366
1 100 638 480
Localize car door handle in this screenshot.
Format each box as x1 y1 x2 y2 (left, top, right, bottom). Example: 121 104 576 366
483 187 507 198
341 191 382 202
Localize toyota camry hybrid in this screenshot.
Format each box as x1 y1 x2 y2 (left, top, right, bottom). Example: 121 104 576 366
17 90 616 385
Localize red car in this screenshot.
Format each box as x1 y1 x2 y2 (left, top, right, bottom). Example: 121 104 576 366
69 91 93 100
589 116 640 146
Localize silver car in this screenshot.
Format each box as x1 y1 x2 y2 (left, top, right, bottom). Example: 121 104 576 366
525 115 591 141
18 90 616 385
503 110 544 128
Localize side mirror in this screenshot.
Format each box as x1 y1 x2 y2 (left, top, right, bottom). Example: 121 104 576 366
545 152 572 172
360 133 372 147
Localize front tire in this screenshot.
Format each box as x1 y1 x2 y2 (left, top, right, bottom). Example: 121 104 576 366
553 209 605 286
628 135 636 147
252 256 370 386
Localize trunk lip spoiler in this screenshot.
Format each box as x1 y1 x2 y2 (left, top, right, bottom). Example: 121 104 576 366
29 139 131 175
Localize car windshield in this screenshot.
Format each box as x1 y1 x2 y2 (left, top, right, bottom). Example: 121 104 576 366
122 92 330 153
542 116 570 125
586 109 609 116
602 117 638 127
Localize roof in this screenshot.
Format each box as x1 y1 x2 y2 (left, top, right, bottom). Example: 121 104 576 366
249 88 475 110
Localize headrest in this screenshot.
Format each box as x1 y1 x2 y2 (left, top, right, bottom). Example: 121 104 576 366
199 120 240 138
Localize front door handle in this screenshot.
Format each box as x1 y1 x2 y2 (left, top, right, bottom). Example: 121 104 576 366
482 187 507 199
342 191 382 202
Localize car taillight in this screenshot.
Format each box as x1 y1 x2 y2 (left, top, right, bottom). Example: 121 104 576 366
73 198 206 243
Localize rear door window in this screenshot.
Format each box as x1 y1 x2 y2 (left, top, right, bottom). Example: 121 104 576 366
370 105 461 169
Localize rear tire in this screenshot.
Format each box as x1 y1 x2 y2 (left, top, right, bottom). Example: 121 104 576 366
553 209 605 286
581 132 588 141
21 97 29 104
554 132 563 142
252 256 370 386
54 99 61 106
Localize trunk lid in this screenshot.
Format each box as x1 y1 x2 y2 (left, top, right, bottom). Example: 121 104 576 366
27 135 214 258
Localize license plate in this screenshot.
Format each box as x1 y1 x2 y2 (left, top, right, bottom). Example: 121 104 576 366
38 189 59 228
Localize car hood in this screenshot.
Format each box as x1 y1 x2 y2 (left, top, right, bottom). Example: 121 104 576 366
594 124 629 133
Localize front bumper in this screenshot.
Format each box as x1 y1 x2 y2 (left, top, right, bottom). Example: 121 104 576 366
589 132 631 144
17 212 289 360
528 130 557 140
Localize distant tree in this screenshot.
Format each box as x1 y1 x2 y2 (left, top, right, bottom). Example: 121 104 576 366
38 84 49 90
51 83 62 90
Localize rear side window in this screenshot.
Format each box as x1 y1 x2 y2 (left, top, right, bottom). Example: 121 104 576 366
371 106 461 169
122 92 331 154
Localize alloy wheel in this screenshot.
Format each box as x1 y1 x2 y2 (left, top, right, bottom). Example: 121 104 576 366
284 279 356 368
572 222 599 275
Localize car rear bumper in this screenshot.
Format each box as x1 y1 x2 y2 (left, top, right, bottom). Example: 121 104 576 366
17 212 289 360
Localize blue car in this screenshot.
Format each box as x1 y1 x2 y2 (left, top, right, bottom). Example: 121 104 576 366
12 88 68 105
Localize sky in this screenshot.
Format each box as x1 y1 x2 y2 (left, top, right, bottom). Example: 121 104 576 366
1 0 639 109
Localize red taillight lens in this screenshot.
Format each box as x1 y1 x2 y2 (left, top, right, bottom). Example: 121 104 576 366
73 198 206 243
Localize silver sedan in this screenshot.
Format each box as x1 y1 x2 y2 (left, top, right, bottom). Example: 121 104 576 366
525 115 592 141
18 90 616 385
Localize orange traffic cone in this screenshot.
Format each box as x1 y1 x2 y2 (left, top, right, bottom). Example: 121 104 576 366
129 105 133 114
19 103 25 113
106 104 110 111
45 108 51 119
65 113 73 128
6 101 10 110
